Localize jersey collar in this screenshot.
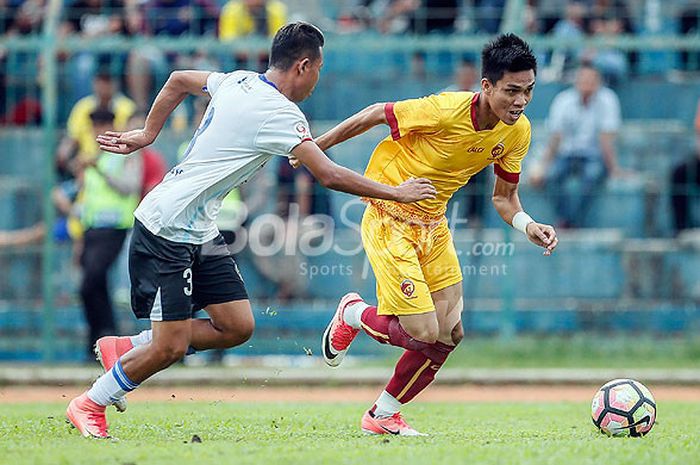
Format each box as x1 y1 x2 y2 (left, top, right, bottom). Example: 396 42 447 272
259 74 280 92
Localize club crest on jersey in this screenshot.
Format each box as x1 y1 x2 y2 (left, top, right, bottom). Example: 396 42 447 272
489 142 506 160
295 122 310 139
400 279 415 298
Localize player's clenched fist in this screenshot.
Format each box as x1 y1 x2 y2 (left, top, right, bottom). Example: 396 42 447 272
393 177 437 203
525 222 558 256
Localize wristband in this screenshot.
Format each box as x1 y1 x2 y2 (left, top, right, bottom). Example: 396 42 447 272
512 211 534 234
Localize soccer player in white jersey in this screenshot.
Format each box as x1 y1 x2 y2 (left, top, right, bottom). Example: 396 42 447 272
65 22 437 439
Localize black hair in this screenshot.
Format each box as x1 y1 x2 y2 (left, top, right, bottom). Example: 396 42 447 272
481 33 537 84
94 69 114 83
269 21 325 71
578 59 600 74
89 107 115 123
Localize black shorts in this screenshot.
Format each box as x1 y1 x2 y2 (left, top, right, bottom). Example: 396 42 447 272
128 220 248 321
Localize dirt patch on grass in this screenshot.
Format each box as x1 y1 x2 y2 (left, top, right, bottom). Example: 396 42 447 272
1 385 699 404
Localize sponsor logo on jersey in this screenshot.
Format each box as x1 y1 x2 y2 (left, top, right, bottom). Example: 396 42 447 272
400 279 415 298
467 146 484 153
295 122 310 140
489 142 506 160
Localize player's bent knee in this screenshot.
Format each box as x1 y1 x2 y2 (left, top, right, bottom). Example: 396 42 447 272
222 320 255 348
406 326 439 344
451 322 464 346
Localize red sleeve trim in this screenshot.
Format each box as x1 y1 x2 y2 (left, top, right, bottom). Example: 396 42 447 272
385 102 401 140
494 164 520 183
290 137 314 153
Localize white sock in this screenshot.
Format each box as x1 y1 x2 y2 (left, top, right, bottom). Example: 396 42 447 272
87 360 140 406
373 390 401 418
343 301 370 329
130 329 152 347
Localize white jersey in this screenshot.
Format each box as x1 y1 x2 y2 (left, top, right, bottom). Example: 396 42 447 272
134 70 312 244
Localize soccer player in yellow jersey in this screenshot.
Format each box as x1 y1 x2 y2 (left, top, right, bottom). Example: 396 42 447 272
316 34 559 435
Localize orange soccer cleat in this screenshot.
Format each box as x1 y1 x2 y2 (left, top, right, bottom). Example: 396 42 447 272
361 410 426 436
321 292 364 367
95 336 134 412
66 392 110 439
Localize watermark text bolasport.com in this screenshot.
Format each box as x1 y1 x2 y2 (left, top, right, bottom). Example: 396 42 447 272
299 262 509 279
206 199 516 259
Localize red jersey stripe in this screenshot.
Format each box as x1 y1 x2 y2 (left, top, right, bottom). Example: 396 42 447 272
494 163 520 183
385 102 401 140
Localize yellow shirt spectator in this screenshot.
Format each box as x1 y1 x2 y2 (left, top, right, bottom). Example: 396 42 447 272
66 95 136 160
219 0 287 40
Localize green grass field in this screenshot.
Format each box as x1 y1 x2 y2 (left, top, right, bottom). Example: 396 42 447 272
2 401 699 465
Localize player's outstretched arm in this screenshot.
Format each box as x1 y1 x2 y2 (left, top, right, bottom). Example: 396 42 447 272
492 176 558 256
288 103 387 169
291 140 436 203
97 70 212 155
315 103 387 151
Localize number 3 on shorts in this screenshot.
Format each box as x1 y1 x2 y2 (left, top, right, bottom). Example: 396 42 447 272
183 268 193 296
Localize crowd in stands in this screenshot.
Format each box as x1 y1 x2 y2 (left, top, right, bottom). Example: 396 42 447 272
0 0 698 361
0 1 697 230
0 0 698 235
1 1 699 123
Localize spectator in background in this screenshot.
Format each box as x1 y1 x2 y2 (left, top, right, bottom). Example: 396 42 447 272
680 3 700 71
582 0 634 85
77 108 142 359
61 0 128 102
408 0 458 34
219 0 287 39
2 0 44 125
444 58 479 93
6 0 44 35
127 0 219 109
473 0 505 34
0 0 24 34
122 0 169 111
1 94 42 125
147 0 219 36
56 72 136 180
373 0 458 35
218 0 287 72
537 0 568 33
530 63 623 228
669 100 700 234
547 1 587 78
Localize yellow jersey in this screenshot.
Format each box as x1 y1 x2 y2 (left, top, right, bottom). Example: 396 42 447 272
364 92 531 223
67 94 136 160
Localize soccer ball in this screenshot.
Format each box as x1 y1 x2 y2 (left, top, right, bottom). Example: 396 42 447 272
591 379 657 437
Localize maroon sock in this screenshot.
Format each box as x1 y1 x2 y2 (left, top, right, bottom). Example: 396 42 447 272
358 306 394 344
385 344 455 404
359 306 450 360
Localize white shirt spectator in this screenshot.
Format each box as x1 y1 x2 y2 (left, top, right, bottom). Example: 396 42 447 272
546 86 621 157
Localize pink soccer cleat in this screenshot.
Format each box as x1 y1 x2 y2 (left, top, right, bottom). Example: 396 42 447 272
361 410 426 436
95 336 134 412
321 292 364 367
66 392 110 439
